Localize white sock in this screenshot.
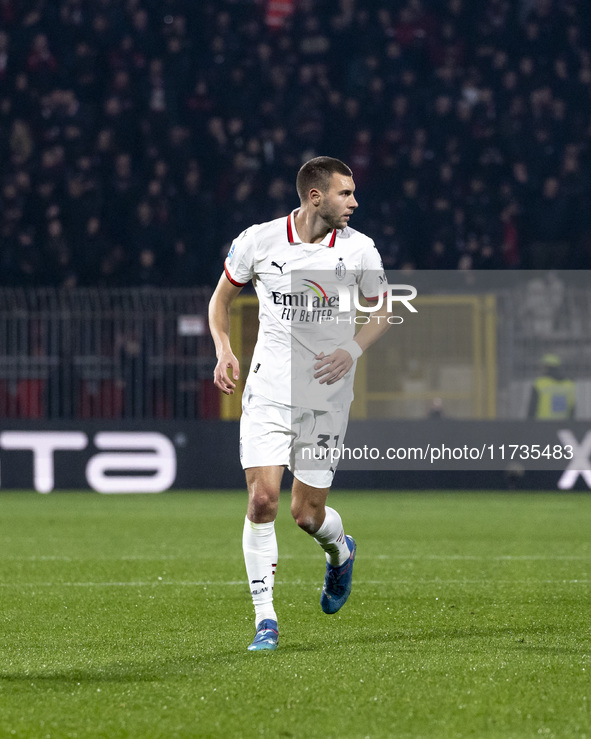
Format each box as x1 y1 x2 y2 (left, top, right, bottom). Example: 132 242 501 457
313 506 349 566
242 516 278 627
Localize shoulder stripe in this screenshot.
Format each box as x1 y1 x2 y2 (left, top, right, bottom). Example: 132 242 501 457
224 262 247 287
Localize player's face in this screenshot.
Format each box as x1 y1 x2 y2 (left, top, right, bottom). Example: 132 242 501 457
318 174 358 230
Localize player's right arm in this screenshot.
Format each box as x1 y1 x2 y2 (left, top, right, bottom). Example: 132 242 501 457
209 273 243 395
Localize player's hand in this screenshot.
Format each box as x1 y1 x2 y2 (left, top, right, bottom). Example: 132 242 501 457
213 351 240 394
313 349 354 385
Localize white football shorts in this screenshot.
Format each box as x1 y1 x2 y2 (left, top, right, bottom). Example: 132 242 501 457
239 389 350 489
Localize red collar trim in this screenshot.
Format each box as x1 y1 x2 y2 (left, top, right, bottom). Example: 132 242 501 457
287 211 337 247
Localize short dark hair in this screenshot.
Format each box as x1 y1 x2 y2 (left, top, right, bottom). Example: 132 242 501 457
296 156 352 202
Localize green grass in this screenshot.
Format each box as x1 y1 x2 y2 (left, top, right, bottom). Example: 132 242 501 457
1 491 590 739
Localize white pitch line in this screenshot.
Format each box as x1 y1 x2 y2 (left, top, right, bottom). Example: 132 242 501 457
2 553 591 562
0 579 590 588
0 581 245 587
1 555 184 562
378 554 591 561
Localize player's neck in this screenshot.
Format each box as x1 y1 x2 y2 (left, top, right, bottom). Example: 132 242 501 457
294 207 331 245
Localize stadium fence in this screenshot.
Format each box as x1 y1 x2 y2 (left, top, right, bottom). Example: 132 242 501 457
2 274 591 422
0 288 216 420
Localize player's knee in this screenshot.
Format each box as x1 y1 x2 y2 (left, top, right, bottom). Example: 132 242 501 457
293 512 317 534
248 488 278 520
291 503 320 534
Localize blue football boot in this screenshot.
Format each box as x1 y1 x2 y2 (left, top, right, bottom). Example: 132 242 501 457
320 535 356 614
247 619 279 651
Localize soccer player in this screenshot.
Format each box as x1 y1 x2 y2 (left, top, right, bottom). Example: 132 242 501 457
209 156 391 651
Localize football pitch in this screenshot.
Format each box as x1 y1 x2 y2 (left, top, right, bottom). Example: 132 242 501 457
1 491 589 739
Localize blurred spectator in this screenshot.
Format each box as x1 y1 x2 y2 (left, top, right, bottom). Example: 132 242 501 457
167 237 199 288
77 215 109 285
1 0 591 287
129 246 163 287
528 175 573 268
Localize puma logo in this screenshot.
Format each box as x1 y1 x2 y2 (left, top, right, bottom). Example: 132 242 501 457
251 576 268 585
271 261 286 274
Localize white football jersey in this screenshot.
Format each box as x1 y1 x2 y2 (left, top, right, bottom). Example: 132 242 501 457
225 209 386 410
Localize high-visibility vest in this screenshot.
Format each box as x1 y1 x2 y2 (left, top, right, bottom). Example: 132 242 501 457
533 376 575 419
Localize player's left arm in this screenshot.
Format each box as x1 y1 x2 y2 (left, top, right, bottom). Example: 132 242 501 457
314 297 391 386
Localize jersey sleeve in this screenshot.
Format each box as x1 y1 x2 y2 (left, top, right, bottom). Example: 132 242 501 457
224 227 256 287
358 241 388 302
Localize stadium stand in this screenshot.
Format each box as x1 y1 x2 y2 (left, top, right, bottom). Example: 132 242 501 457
1 0 591 288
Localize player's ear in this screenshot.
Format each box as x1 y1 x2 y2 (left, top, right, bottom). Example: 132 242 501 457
309 187 322 205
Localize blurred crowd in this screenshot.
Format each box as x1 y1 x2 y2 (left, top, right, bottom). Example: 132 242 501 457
1 0 591 288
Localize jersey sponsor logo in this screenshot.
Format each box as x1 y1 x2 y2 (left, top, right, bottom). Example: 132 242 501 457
271 289 337 309
271 278 338 323
302 279 330 302
227 242 236 261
